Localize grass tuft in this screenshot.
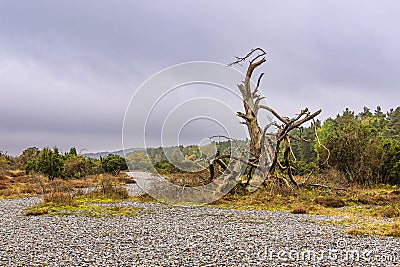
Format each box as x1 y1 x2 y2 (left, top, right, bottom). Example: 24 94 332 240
292 206 308 214
314 196 345 208
346 221 400 237
25 202 140 217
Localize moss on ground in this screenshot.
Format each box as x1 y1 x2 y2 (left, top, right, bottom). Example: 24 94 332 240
25 201 140 218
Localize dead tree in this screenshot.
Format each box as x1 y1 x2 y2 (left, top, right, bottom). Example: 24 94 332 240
209 48 322 189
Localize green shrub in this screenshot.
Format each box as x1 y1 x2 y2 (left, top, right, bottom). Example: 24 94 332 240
101 154 128 175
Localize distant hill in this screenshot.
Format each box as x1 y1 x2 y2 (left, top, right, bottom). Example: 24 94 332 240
82 148 145 159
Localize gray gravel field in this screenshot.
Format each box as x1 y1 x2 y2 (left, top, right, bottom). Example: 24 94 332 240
0 193 399 267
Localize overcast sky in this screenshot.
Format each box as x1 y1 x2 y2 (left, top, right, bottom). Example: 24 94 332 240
1 0 399 156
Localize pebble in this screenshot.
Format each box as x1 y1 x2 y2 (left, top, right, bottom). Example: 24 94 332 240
0 196 399 266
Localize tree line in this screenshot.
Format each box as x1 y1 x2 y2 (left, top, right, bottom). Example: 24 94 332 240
315 106 400 185
279 106 399 185
0 147 128 180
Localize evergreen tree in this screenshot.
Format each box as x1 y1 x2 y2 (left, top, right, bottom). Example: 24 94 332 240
26 147 64 180
101 154 128 175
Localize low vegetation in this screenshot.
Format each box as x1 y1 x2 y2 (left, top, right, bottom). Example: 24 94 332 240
25 202 139 218
25 175 139 218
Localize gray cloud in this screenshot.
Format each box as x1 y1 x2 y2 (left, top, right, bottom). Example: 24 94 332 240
1 0 399 155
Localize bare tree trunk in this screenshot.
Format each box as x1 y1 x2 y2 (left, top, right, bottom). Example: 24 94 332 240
226 48 323 190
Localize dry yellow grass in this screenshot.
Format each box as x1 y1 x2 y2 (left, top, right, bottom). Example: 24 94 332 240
0 171 129 199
